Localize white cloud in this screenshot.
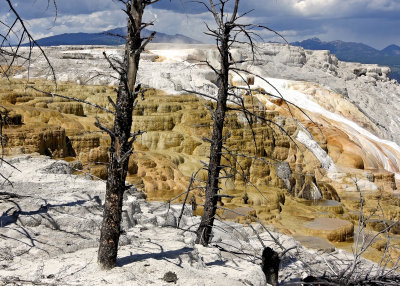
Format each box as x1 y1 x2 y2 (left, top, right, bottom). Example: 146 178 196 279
21 7 212 43
243 0 400 18
367 0 400 11
144 8 214 43
292 0 343 16
25 9 126 39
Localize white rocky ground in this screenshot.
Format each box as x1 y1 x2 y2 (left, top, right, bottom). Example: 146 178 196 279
0 156 387 285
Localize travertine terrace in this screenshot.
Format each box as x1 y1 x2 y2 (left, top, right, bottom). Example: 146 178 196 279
1 43 400 281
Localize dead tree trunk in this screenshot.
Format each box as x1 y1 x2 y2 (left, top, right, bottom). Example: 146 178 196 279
97 0 157 270
261 247 280 286
196 0 238 246
2 0 160 270
194 0 288 247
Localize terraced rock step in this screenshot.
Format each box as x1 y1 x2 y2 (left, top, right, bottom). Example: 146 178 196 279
304 217 354 242
1 50 399 265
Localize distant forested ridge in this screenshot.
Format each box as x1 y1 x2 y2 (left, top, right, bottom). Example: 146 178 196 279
24 27 202 47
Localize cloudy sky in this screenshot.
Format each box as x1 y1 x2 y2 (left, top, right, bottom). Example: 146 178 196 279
1 0 399 49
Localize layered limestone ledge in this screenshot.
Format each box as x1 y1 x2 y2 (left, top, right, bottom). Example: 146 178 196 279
1 78 399 258
304 217 354 242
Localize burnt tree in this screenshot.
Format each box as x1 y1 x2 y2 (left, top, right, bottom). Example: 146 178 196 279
1 0 160 269
97 0 158 270
195 0 241 246
195 0 289 246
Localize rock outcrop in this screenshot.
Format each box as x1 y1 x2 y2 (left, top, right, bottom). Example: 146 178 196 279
3 125 68 157
2 78 400 255
304 217 354 242
8 43 400 145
